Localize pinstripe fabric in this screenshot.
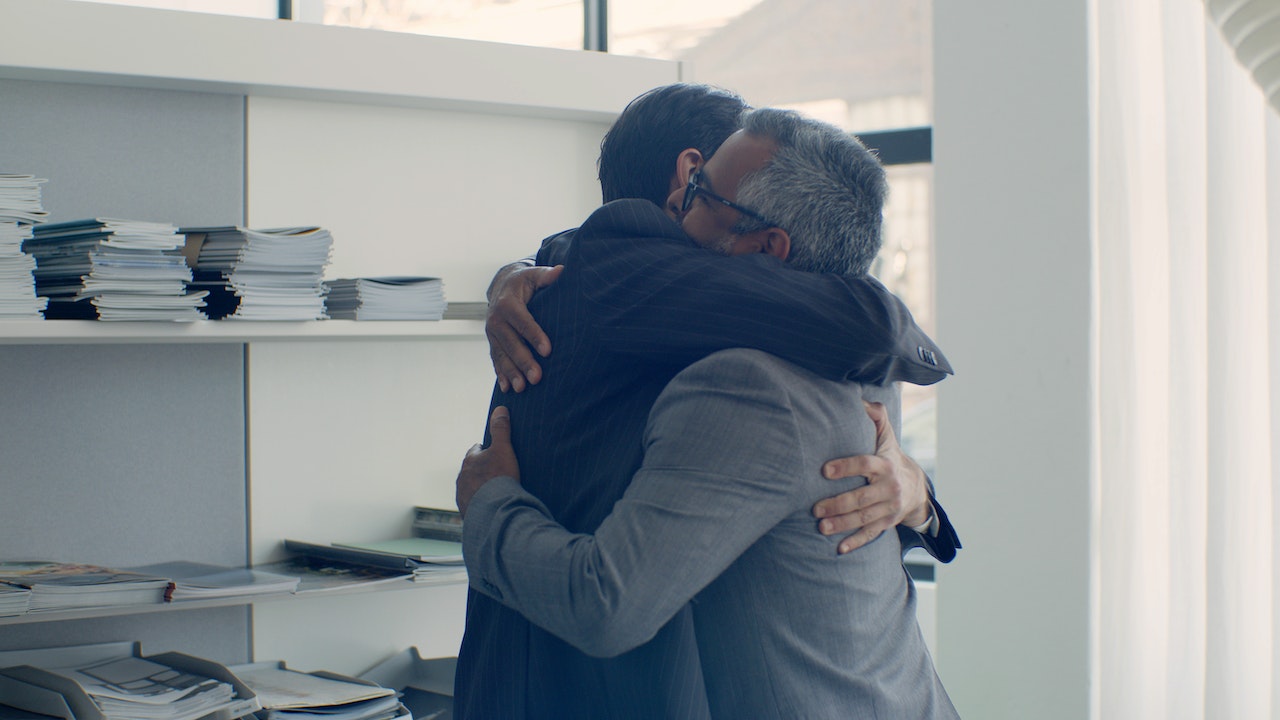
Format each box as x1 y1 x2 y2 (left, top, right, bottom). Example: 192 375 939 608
454 199 952 720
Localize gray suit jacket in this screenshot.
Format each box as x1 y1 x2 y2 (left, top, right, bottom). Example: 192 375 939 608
465 348 958 719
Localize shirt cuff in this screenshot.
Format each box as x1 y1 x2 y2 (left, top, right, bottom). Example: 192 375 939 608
909 501 939 537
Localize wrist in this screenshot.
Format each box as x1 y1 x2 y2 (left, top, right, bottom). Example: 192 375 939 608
907 502 934 533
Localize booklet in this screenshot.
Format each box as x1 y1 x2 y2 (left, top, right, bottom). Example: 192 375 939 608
332 538 463 565
124 561 300 602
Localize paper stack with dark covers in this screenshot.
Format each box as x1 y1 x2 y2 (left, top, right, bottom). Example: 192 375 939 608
27 218 207 321
183 226 333 320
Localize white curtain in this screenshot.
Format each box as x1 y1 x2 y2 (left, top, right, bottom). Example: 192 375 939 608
1093 0 1280 717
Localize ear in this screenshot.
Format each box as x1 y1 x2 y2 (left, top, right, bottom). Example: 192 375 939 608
669 148 704 194
759 227 790 261
730 227 791 261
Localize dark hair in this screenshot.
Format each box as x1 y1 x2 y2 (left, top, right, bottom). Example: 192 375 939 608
598 83 749 207
732 108 888 276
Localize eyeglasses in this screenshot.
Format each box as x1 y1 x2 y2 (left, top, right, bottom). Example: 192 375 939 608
681 167 778 228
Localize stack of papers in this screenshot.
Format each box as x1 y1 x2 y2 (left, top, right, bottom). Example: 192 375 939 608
284 538 467 587
58 656 238 720
126 561 301 602
254 557 413 596
184 226 333 320
334 538 464 566
412 506 463 542
26 218 207 321
0 561 169 613
325 276 446 320
0 583 31 617
230 664 404 720
0 174 49 319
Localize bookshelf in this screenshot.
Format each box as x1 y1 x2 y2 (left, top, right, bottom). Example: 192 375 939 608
0 320 484 345
0 0 679 677
0 571 469 628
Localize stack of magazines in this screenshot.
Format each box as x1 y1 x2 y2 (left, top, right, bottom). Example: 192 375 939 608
26 218 207 321
0 583 30 617
125 561 301 602
325 276 446 320
184 226 333 320
0 174 48 319
283 538 467 587
0 561 169 613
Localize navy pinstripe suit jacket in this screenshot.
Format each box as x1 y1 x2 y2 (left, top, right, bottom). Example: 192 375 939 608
454 199 955 720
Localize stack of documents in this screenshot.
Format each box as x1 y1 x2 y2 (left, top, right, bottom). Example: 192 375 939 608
255 557 413 596
283 538 466 586
0 561 169 613
230 663 406 720
325 276 446 320
0 584 31 617
0 643 259 720
57 655 240 720
0 174 49 319
184 226 333 320
412 506 463 542
126 561 301 602
26 218 207 321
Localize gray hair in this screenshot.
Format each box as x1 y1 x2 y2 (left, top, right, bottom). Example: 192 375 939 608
731 108 887 275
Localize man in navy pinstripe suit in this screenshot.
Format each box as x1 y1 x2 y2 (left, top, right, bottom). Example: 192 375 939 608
453 85 957 720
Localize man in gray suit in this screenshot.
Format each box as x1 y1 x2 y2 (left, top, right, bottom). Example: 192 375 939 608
457 108 959 718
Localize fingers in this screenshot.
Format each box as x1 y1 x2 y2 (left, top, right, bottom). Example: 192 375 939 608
814 486 900 530
507 306 552 360
486 314 542 392
488 406 511 447
812 486 897 554
512 266 561 357
834 520 893 555
487 323 531 393
863 400 899 452
484 265 562 392
822 453 886 480
814 479 903 551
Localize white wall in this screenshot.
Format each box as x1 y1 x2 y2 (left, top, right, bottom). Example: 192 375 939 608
933 1 1093 718
245 96 609 298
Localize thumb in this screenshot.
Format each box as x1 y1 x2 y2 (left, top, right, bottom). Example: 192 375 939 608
528 265 564 291
489 406 512 447
863 400 898 454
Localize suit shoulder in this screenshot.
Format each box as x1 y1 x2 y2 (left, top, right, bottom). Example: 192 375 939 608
679 348 825 387
576 198 685 243
673 349 891 417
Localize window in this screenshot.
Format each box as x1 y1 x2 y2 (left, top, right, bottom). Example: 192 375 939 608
293 0 584 51
67 0 278 18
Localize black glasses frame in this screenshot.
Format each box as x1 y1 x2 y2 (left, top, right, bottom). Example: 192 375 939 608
681 168 778 228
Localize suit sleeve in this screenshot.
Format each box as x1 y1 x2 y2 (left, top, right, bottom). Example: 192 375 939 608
535 228 575 266
572 200 950 386
896 493 962 563
463 354 812 658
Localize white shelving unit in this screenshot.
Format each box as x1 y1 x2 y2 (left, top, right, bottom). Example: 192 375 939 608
0 320 484 345
0 0 681 677
0 575 462 628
